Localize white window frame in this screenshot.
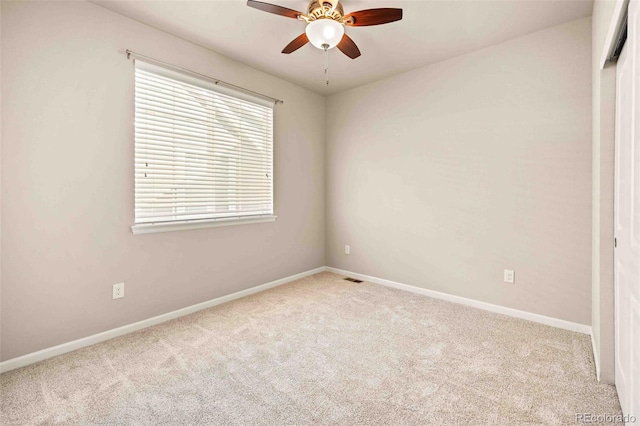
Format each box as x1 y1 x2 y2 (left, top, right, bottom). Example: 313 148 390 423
131 60 277 234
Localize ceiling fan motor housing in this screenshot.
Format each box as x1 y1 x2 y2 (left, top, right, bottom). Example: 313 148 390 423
306 0 345 22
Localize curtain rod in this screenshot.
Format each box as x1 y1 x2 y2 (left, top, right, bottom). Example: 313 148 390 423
126 49 284 105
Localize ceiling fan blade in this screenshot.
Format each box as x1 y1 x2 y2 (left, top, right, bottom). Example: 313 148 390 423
344 8 403 26
282 33 309 54
247 0 304 19
337 34 361 59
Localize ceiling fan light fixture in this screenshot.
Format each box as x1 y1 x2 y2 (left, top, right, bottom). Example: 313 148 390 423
305 19 344 50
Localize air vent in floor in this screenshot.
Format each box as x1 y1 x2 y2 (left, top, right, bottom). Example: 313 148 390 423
344 277 363 283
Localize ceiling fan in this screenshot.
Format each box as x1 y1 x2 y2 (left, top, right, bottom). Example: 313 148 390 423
247 0 403 59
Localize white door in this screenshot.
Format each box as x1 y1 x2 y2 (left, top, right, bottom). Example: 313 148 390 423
615 0 640 420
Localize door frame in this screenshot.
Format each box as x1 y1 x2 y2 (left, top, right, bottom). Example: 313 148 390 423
596 0 633 385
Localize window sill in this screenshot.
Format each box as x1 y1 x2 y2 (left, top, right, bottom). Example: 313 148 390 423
131 215 277 235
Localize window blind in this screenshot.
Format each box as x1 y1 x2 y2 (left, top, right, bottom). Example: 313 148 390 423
134 60 274 225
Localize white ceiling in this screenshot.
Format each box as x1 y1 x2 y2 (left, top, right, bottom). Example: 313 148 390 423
92 0 593 95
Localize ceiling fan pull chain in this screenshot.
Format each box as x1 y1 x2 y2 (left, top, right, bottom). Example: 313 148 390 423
323 43 330 86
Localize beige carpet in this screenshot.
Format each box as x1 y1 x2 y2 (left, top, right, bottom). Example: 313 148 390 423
1 272 621 425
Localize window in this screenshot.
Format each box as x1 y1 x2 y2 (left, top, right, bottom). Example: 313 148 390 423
132 61 275 234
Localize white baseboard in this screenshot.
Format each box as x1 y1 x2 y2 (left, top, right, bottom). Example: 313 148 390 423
591 331 601 381
1 265 594 374
0 266 325 374
326 267 592 335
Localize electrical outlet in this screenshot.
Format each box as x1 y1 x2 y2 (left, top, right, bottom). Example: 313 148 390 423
345 245 350 255
503 270 515 284
113 283 125 299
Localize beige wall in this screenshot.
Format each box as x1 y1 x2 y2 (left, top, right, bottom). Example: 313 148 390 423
0 1 325 361
591 0 619 384
0 0 3 361
325 18 593 325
